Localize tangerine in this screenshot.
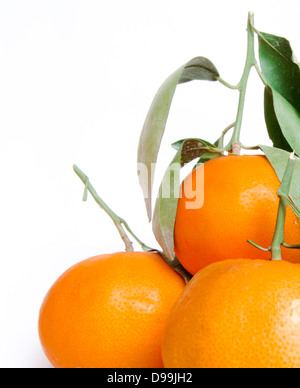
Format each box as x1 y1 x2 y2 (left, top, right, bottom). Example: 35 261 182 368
162 258 300 368
174 154 300 274
38 251 185 368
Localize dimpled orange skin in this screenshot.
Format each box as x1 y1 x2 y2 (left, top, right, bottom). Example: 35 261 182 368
174 155 300 275
38 251 185 368
162 259 300 368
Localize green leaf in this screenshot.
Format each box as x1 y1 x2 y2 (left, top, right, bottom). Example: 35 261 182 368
272 89 300 156
193 150 221 168
171 137 216 154
152 139 220 261
280 194 300 219
179 57 220 84
258 31 300 112
172 137 223 169
192 132 227 167
137 57 219 221
259 145 300 213
264 86 293 152
260 32 293 60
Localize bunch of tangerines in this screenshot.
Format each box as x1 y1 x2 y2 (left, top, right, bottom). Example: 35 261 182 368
39 13 300 368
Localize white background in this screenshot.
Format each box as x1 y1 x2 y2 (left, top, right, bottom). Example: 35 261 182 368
0 0 299 368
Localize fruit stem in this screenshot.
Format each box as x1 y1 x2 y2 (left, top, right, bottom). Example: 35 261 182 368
218 13 272 154
228 12 256 154
277 190 300 219
270 153 296 261
218 12 258 155
73 164 154 253
74 165 192 283
270 199 287 260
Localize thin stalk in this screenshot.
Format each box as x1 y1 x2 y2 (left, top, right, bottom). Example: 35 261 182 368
227 12 256 154
73 164 154 253
277 191 300 219
283 242 300 249
270 200 287 260
254 62 268 86
269 153 296 260
216 77 239 90
73 164 193 284
216 122 235 149
217 13 273 154
247 152 297 257
247 239 270 252
239 143 261 151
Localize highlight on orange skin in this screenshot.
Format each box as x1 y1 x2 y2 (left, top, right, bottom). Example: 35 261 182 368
174 155 300 275
162 258 300 368
38 251 185 368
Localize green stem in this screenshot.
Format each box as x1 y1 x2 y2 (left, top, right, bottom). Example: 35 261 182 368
73 164 154 253
247 153 297 256
227 12 256 154
239 143 260 151
254 61 268 86
277 192 300 219
270 153 296 261
216 122 235 149
270 200 287 260
216 77 239 90
217 13 272 154
247 239 270 252
73 164 193 284
283 242 300 249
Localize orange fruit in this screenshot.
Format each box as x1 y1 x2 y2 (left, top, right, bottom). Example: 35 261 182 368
162 258 300 368
38 251 185 368
174 154 300 274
